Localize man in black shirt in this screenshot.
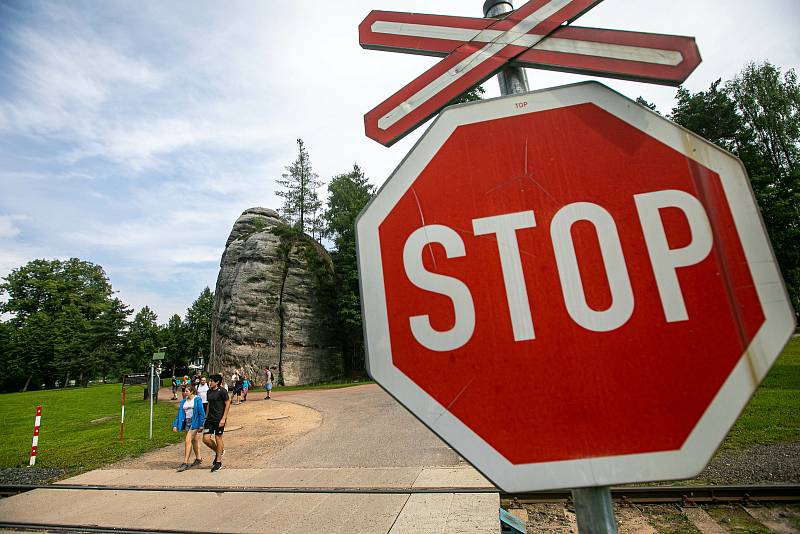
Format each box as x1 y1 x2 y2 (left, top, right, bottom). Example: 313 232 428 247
201 373 231 472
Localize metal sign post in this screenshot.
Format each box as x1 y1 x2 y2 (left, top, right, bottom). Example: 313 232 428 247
483 0 529 95
149 349 166 440
148 361 154 440
573 487 618 534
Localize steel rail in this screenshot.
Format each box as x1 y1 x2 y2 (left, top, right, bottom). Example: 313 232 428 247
502 484 800 504
1 483 799 503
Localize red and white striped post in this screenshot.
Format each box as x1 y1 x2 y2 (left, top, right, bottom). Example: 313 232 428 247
29 405 42 467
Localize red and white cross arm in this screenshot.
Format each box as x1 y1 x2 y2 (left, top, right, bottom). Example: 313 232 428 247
361 13 701 87
362 0 605 146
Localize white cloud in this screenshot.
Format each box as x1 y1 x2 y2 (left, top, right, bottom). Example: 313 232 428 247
0 214 27 239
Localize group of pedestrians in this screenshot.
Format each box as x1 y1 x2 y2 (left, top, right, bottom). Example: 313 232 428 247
171 373 231 473
170 367 277 472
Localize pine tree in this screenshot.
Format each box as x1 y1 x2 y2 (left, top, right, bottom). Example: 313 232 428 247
275 139 323 237
324 164 375 372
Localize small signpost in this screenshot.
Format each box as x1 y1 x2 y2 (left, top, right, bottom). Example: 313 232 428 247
357 2 796 532
149 349 166 440
120 373 148 442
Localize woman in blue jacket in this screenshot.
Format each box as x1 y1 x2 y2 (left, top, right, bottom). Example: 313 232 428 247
172 384 206 472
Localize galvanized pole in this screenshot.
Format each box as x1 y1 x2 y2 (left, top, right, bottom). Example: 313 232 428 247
482 2 617 533
483 0 530 95
572 487 619 533
148 362 154 440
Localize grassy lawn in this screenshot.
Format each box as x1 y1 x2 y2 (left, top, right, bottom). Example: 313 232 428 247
719 336 800 452
0 383 183 472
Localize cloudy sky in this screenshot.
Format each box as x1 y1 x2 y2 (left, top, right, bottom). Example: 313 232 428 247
1 0 798 322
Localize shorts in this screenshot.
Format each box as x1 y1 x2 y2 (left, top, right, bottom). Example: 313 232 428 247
183 419 193 432
203 421 225 436
266 383 273 391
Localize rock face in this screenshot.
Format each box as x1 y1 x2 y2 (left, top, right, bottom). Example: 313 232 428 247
208 207 342 385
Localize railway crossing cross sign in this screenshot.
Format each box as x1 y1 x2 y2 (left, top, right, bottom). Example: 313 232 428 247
356 82 796 492
361 0 701 146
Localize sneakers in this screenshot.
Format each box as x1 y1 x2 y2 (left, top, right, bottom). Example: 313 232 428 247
177 463 190 472
211 462 223 473
191 458 202 467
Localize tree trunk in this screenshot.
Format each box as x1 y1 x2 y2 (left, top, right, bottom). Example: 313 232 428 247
64 371 70 388
21 375 32 393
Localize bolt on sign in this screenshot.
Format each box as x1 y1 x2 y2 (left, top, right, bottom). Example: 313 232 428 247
356 83 796 492
360 0 701 146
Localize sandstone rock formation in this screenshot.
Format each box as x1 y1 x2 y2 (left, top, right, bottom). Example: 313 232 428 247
208 207 342 385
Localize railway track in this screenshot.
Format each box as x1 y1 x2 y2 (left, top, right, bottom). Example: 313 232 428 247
2 482 798 502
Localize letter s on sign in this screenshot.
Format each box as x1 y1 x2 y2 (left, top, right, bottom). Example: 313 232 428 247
402 225 476 352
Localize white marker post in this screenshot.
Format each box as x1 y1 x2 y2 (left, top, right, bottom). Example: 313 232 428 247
29 405 42 467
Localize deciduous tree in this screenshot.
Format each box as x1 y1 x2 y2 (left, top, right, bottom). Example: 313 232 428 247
184 287 214 371
127 306 161 373
669 62 799 311
0 258 116 390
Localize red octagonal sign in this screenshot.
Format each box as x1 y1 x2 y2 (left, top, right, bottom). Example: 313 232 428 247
356 82 795 492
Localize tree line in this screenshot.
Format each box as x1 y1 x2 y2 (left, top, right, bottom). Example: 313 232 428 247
0 260 214 393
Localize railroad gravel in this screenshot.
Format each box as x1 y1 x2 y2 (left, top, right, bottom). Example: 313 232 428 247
0 467 66 485
697 441 800 485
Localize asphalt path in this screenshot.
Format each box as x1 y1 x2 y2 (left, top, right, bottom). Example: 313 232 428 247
264 384 464 468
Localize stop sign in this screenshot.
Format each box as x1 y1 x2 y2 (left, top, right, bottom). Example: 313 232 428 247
356 82 795 492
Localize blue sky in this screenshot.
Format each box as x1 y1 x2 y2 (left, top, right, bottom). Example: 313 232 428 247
1 0 798 322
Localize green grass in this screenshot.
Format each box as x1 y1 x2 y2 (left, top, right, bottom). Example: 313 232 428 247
0 384 183 472
641 505 702 534
706 506 772 533
719 336 800 452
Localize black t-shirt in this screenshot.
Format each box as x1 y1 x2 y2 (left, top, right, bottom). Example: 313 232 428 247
206 387 229 423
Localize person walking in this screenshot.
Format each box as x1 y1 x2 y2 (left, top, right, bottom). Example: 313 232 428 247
264 367 275 400
202 373 231 473
232 372 242 405
242 375 250 402
197 375 209 417
170 376 178 400
172 385 205 472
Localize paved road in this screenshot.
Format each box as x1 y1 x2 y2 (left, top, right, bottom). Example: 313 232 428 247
266 384 464 468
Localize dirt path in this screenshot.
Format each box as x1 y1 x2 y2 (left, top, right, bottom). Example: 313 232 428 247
111 393 322 470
